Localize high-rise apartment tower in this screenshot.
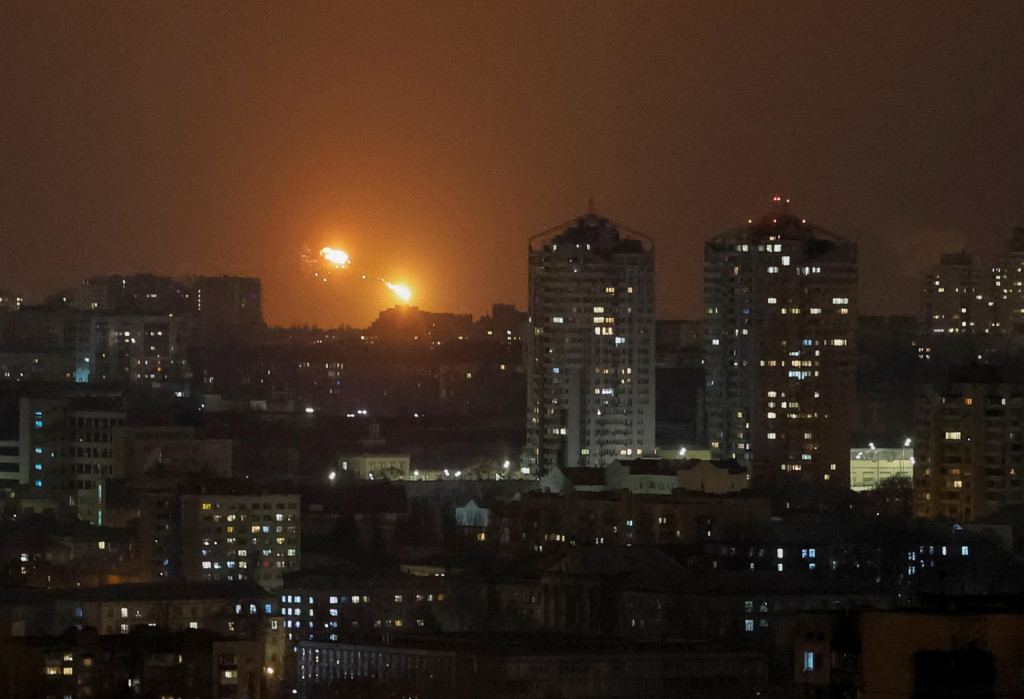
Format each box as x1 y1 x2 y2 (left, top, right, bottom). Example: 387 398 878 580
526 213 655 471
704 199 857 490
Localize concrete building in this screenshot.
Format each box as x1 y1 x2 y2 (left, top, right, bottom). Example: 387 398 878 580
338 453 411 480
180 491 301 590
914 382 1024 521
993 227 1024 333
0 391 126 523
704 199 857 490
72 274 192 314
920 251 996 336
4 627 266 699
850 445 914 492
919 229 1024 340
278 570 449 644
117 425 233 478
67 312 194 385
526 212 655 471
136 484 301 590
297 634 766 699
191 275 263 328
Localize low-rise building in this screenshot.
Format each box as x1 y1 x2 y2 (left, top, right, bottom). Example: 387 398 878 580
850 445 914 491
338 453 411 480
297 633 766 699
1 626 266 699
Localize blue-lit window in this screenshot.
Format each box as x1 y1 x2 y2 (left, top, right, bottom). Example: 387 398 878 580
34 464 42 471
34 420 43 429
265 604 272 615
34 480 42 487
34 447 42 454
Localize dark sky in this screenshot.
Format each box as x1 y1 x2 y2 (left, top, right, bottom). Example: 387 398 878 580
3 2 1023 327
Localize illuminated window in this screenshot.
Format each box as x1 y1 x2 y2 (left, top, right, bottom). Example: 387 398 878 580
945 431 962 441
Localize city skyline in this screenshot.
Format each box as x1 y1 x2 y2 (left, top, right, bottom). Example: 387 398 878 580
3 3 1024 327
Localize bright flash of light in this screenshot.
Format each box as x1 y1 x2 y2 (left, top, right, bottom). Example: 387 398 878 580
320 247 351 268
384 281 412 302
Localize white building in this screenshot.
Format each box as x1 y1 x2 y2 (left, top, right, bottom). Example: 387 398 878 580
849 446 914 492
526 213 655 471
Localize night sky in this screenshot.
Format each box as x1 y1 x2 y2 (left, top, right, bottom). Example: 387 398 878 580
3 2 1023 327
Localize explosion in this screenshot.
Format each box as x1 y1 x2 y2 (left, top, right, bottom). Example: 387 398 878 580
384 282 412 303
307 244 412 303
320 247 350 268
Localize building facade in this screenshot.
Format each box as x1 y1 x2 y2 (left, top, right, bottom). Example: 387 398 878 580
704 200 858 490
849 446 914 492
180 492 301 590
526 213 655 471
191 275 264 328
920 228 1024 339
920 251 996 336
0 392 127 523
914 382 1024 521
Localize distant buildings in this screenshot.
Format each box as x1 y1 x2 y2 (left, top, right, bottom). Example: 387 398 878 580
526 213 656 471
0 290 24 312
67 311 194 384
704 199 858 490
919 228 1024 338
914 382 1024 521
0 273 264 388
920 251 995 336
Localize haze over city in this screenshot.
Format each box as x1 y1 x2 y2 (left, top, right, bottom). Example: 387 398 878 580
3 1 1024 326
